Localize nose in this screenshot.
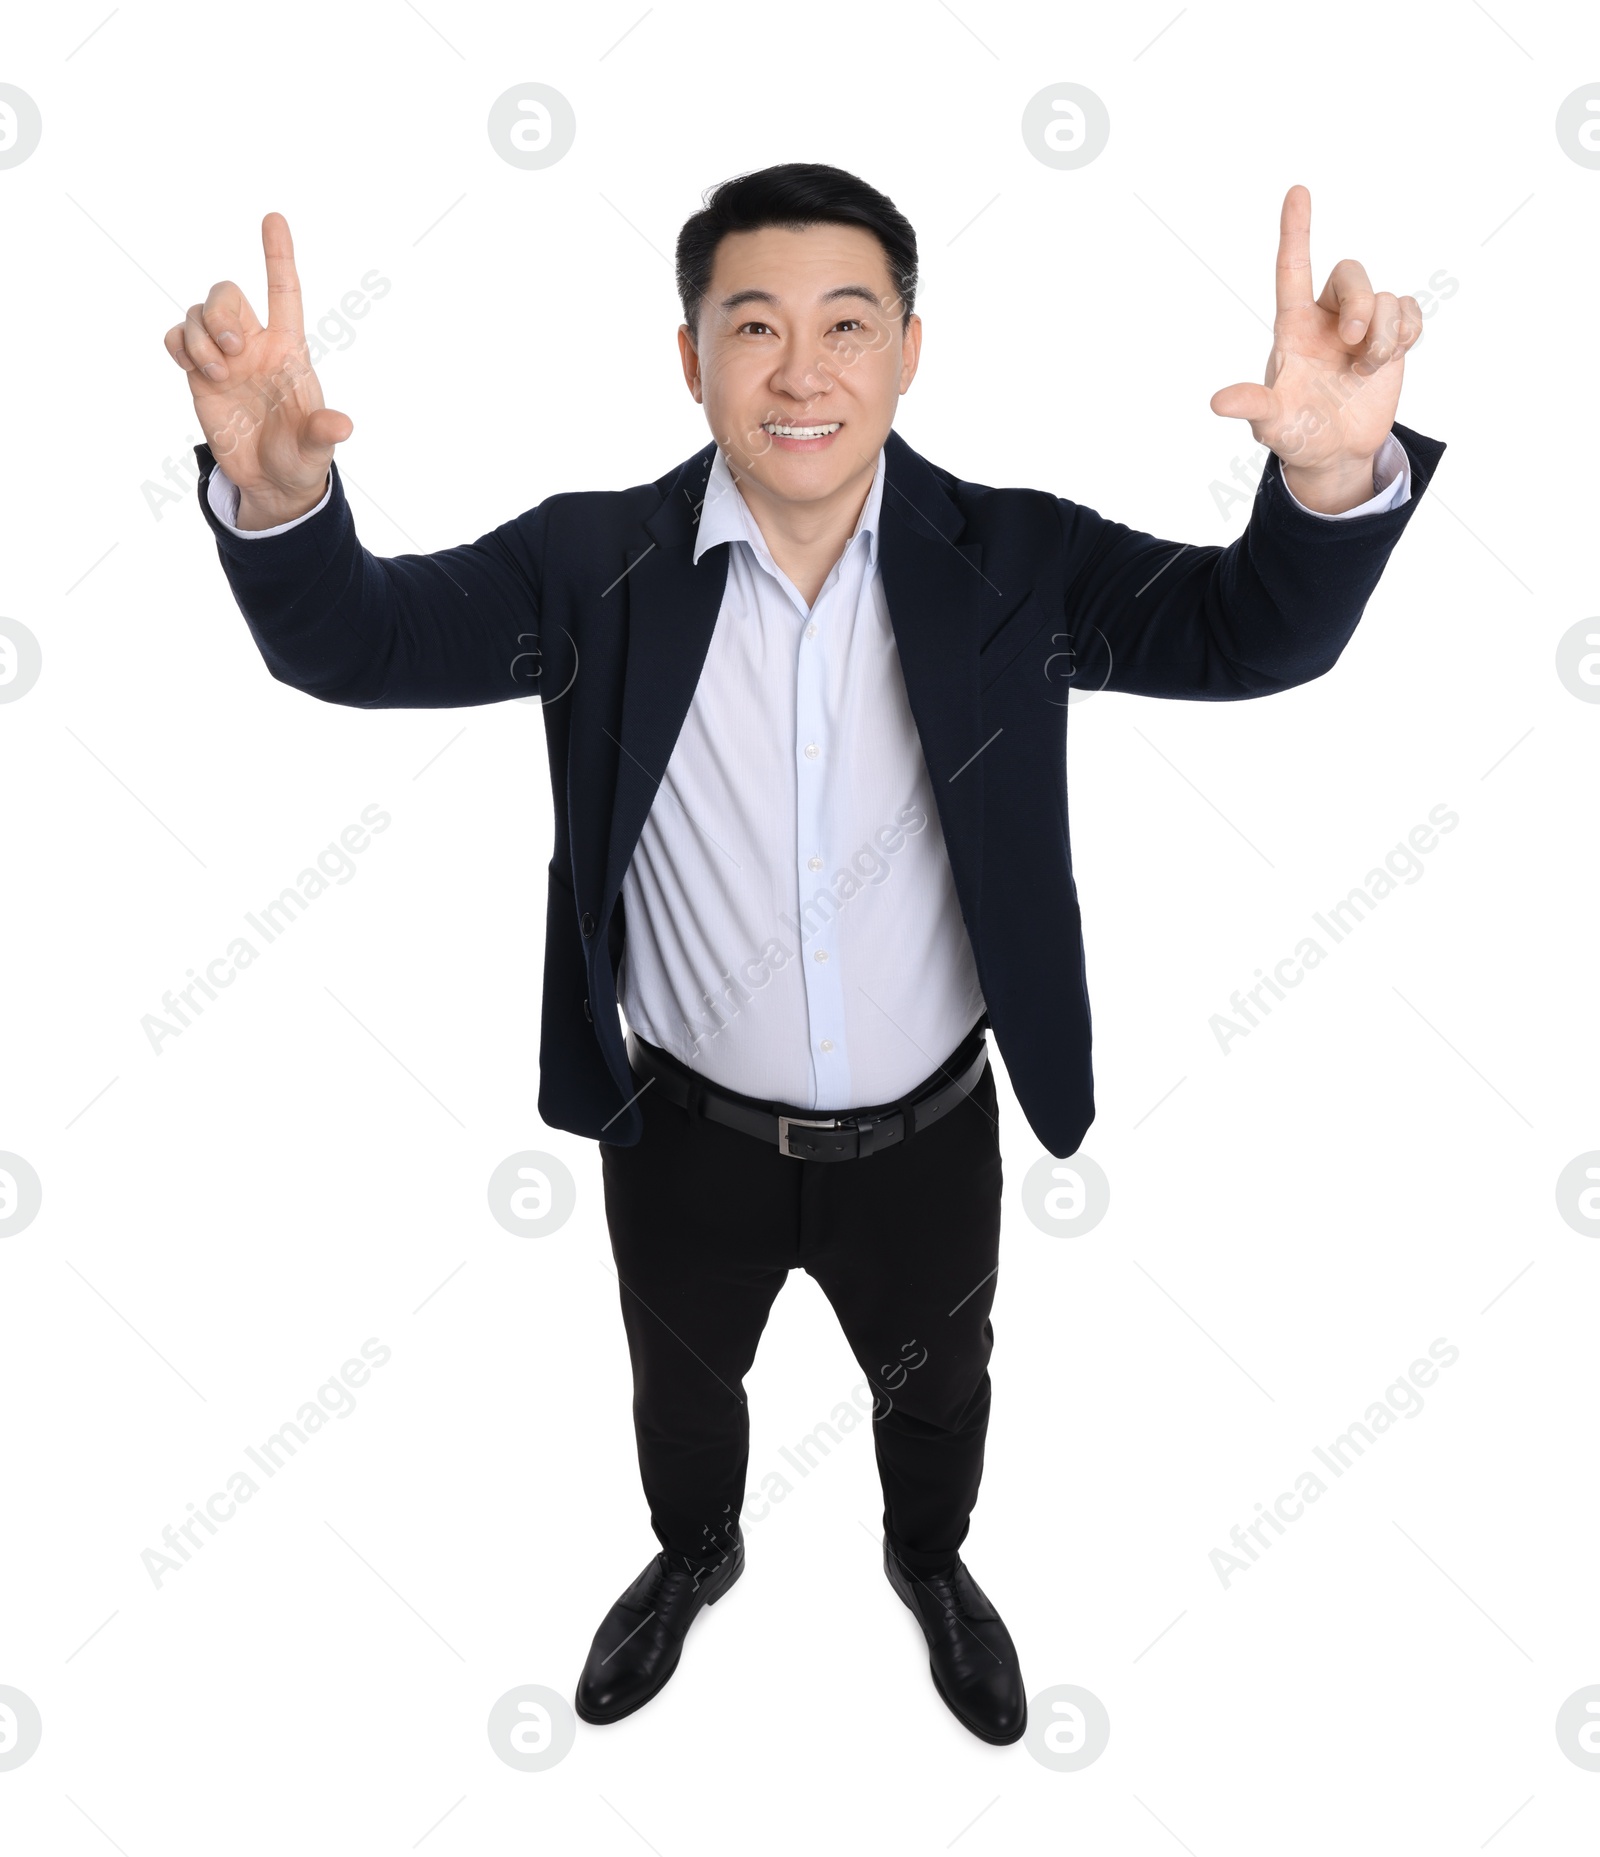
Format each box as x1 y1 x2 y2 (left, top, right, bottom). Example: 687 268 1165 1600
767 339 837 409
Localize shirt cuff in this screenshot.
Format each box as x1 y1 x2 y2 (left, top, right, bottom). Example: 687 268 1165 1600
1279 429 1412 520
206 461 334 537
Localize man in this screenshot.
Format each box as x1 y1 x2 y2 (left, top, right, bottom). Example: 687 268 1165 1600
165 164 1443 1745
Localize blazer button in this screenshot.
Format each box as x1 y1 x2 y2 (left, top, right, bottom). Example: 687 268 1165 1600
581 911 596 938
582 995 593 1023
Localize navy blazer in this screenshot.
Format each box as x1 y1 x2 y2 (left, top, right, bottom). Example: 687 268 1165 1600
193 420 1446 1157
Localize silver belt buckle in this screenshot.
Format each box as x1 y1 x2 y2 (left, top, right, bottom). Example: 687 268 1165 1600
777 1113 838 1158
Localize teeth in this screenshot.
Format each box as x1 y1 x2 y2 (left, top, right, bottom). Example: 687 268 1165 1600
765 422 840 438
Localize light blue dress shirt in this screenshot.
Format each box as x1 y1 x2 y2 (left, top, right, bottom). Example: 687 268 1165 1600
614 439 989 1109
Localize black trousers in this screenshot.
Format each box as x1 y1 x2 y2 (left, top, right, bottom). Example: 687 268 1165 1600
598 1021 1003 1578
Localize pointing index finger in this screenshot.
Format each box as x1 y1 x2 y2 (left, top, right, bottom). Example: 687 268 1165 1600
1274 184 1313 316
261 211 304 337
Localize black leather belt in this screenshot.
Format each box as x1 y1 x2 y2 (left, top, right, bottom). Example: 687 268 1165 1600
623 1024 989 1161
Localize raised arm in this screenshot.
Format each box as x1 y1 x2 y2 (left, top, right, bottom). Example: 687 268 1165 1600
1059 419 1443 701
166 213 542 709
1059 185 1446 702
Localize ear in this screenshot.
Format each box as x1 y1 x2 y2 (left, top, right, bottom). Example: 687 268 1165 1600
898 312 923 394
677 323 703 403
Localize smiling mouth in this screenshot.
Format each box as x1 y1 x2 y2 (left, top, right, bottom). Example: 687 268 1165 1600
761 420 842 439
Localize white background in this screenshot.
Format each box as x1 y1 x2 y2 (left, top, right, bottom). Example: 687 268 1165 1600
1 1 1594 1850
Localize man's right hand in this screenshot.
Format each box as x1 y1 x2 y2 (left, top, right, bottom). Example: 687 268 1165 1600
163 213 353 530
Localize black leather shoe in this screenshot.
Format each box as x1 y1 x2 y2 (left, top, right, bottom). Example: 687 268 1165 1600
884 1541 1027 1744
574 1537 744 1725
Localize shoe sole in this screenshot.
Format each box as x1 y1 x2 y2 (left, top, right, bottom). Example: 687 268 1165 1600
884 1554 1027 1747
574 1553 744 1727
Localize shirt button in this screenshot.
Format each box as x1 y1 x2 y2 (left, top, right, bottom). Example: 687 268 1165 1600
805 623 817 639
807 855 823 871
813 948 829 962
803 742 819 759
819 1037 834 1052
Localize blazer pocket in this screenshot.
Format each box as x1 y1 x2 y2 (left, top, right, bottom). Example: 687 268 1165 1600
977 588 1052 691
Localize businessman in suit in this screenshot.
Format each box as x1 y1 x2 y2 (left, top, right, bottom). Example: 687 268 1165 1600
166 164 1443 1744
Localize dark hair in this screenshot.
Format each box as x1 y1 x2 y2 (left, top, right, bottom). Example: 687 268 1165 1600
675 162 919 344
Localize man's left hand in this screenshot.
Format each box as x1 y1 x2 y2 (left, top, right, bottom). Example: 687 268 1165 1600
1210 184 1424 514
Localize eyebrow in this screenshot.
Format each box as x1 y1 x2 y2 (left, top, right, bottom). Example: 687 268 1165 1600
716 284 886 319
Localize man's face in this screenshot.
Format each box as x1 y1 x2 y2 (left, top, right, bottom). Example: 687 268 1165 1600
678 222 921 508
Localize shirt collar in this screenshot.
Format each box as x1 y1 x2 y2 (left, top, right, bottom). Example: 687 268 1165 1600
692 440 887 576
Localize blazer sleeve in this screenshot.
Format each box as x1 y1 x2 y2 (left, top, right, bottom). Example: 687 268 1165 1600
191 443 546 709
1058 419 1447 701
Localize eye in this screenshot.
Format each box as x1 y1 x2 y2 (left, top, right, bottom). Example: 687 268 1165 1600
832 319 865 334
737 321 772 336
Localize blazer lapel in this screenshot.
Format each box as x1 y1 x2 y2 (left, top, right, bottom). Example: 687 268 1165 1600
876 428 991 922
598 442 729 922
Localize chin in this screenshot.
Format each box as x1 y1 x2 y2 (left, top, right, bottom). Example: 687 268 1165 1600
753 455 852 496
